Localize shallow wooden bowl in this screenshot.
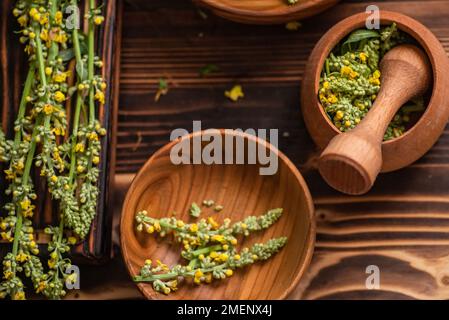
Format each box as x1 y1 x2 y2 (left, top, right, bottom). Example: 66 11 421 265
301 11 449 173
121 130 315 300
194 0 340 24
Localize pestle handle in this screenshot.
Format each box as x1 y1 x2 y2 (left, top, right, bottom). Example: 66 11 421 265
318 45 432 195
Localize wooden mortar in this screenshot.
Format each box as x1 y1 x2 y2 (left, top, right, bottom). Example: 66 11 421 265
301 11 449 194
193 0 340 24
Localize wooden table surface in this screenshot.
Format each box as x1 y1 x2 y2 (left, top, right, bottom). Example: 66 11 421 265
74 0 449 300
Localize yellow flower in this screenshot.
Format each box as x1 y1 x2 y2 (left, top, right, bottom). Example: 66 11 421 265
88 132 99 141
230 238 237 245
153 221 161 232
340 66 352 76
285 21 301 31
13 291 25 300
209 251 218 259
51 175 58 183
222 244 229 250
36 281 47 293
225 269 233 277
144 259 152 265
100 82 107 90
241 223 247 230
219 253 228 262
198 254 205 260
94 16 104 25
95 90 105 104
54 91 65 103
48 259 56 269
45 67 52 76
4 169 14 180
68 237 77 245
32 12 41 22
335 110 344 120
39 14 49 25
234 254 241 260
77 165 85 173
54 32 68 44
359 52 367 63
20 198 31 210
92 156 100 165
53 71 68 83
55 11 63 24
205 274 212 283
345 120 352 128
16 252 28 263
29 8 38 18
18 15 28 26
225 85 244 102
349 71 359 79
207 217 219 229
176 220 184 228
0 222 7 230
145 225 154 234
75 143 85 153
14 160 24 171
211 234 224 243
29 32 36 39
40 28 48 41
52 127 65 136
189 223 198 232
43 104 54 115
323 81 329 89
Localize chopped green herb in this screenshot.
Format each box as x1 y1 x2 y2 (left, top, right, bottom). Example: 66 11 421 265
199 64 219 77
189 202 202 218
202 199 215 207
155 78 169 102
318 23 423 141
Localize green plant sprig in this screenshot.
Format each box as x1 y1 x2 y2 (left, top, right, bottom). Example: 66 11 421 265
134 205 287 295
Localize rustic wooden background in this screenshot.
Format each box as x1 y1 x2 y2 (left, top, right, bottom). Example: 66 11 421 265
71 0 449 299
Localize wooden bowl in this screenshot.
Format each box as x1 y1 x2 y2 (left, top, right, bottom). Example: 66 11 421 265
193 0 340 24
120 130 315 300
301 11 449 173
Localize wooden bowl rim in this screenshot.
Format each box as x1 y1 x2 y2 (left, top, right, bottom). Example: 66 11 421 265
120 129 316 300
195 0 340 23
197 0 337 17
308 11 441 147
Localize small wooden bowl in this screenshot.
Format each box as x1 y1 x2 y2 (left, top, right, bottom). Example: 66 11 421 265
194 0 340 24
121 130 315 300
301 11 449 173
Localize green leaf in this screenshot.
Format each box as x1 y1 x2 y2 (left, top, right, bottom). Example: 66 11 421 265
76 61 88 81
341 29 380 54
189 202 201 218
59 49 75 62
199 64 219 77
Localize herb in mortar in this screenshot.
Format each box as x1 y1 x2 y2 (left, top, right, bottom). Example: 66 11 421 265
319 23 425 141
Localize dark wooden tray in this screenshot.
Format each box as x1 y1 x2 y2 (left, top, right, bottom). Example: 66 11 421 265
0 0 118 262
108 0 449 299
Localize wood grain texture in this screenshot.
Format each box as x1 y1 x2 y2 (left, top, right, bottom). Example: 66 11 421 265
111 0 449 300
0 0 118 261
194 0 341 24
120 130 315 299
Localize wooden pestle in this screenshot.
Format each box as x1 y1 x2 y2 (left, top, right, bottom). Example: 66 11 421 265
318 44 432 195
